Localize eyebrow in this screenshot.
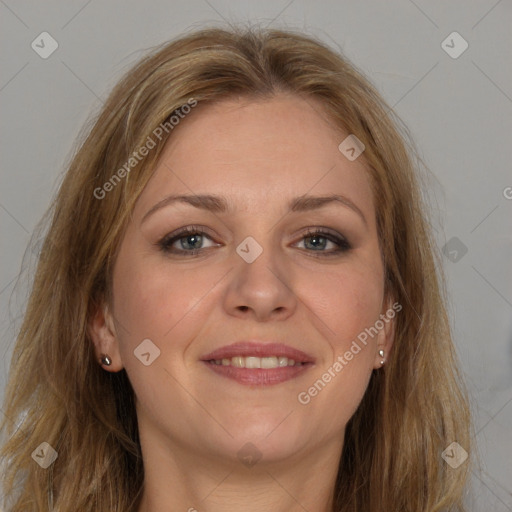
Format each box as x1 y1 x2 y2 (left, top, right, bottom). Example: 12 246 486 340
141 193 367 226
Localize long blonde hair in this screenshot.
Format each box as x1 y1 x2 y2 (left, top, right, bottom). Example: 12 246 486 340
1 25 471 511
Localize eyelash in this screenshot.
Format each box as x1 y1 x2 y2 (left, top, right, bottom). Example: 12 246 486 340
157 225 351 258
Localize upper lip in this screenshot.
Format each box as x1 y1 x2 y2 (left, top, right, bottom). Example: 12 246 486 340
200 341 316 363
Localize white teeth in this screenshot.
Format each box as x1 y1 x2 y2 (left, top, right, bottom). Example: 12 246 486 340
278 356 288 367
245 356 260 369
232 356 244 368
209 355 305 368
261 356 278 369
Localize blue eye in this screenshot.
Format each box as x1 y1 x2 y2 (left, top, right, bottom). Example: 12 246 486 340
158 226 218 255
294 229 351 256
157 226 351 257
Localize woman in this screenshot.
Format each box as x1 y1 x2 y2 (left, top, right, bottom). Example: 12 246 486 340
0 26 471 511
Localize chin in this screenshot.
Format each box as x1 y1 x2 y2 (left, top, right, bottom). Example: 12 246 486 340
219 412 309 462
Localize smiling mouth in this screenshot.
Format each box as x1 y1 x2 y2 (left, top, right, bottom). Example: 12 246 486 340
200 341 315 386
201 343 315 386
205 355 307 368
202 359 313 386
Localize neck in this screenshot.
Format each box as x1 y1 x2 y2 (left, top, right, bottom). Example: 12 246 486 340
136 425 343 512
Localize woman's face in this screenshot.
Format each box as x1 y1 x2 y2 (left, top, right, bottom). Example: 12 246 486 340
102 94 394 466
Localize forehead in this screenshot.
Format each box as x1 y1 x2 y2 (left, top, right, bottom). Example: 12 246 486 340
134 94 375 220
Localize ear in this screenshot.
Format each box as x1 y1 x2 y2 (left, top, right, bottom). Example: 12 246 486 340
88 301 124 372
372 295 400 370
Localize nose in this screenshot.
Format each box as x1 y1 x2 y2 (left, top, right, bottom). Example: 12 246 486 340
222 240 298 322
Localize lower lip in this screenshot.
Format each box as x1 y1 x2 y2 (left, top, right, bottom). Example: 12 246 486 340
202 361 313 386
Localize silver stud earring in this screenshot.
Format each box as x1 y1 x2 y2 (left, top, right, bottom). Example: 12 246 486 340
378 349 385 366
100 354 112 366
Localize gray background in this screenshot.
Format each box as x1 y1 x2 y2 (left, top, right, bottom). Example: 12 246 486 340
1 0 511 509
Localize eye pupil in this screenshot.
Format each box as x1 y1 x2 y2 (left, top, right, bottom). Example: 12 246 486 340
159 227 349 257
181 234 202 249
305 235 327 250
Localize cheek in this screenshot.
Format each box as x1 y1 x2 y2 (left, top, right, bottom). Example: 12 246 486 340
301 261 384 350
110 254 212 406
293 258 384 426
111 242 227 357
295 257 383 406
113 265 193 341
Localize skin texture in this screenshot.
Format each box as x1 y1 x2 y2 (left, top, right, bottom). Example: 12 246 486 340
89 94 395 512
